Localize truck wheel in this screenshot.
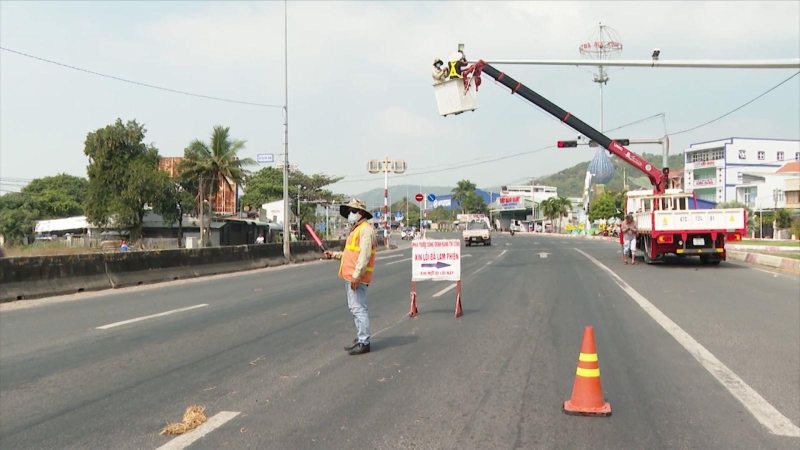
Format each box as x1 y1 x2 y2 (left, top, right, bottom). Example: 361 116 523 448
700 254 721 265
486 240 491 246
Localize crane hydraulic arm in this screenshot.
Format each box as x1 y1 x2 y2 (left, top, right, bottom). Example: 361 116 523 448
469 61 668 193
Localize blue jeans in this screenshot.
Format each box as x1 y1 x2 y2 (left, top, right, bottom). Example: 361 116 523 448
345 281 370 344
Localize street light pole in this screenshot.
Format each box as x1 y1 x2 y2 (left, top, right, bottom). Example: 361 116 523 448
282 0 290 259
297 184 301 233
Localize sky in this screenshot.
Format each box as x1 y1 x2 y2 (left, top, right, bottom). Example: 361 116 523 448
1 1 799 197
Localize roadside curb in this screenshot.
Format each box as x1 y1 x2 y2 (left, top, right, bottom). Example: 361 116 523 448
727 244 799 253
728 250 800 273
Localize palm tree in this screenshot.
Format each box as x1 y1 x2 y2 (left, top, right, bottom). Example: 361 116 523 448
539 198 557 232
179 126 255 246
452 179 477 213
555 196 571 233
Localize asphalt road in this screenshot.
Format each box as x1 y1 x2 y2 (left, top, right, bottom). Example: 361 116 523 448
1 233 798 449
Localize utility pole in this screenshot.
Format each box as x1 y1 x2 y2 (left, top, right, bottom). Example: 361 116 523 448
773 188 779 239
296 184 301 233
282 0 290 259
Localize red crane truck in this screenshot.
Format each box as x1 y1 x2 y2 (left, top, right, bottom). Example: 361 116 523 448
440 60 746 265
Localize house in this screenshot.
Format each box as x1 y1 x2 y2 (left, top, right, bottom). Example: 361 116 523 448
734 161 800 212
159 157 237 215
684 137 800 203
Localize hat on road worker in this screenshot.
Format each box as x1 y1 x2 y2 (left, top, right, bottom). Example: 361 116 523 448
340 198 373 220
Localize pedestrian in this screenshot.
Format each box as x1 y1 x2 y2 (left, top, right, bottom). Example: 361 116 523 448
621 215 638 265
255 234 265 244
323 199 376 355
120 240 130 252
619 223 625 263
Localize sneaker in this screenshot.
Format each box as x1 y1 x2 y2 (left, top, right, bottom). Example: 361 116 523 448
348 343 370 355
343 339 358 351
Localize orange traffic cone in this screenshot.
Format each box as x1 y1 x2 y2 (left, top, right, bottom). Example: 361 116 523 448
563 326 611 416
454 281 463 318
409 291 418 317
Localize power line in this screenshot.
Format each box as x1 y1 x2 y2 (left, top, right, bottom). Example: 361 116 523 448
669 71 800 136
603 113 665 134
0 47 284 108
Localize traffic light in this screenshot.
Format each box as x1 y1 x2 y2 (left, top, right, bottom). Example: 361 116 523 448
557 140 578 148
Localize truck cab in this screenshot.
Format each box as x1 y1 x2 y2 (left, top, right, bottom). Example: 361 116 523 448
463 220 492 246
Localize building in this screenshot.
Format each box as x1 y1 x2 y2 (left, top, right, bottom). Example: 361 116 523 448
489 185 559 230
684 138 800 203
734 161 800 212
159 157 237 215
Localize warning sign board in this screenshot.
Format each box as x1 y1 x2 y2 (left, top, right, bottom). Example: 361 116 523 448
411 239 461 281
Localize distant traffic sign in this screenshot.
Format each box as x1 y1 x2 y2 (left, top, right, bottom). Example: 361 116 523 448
257 154 275 163
395 211 403 218
427 193 437 202
375 211 381 218
415 193 424 202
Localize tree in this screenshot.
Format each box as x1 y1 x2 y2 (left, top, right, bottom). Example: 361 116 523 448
21 174 89 219
179 125 255 246
461 191 486 214
775 208 792 229
539 198 558 228
452 179 477 213
151 173 198 247
84 119 161 239
554 196 572 232
0 192 38 243
239 167 343 229
588 192 620 222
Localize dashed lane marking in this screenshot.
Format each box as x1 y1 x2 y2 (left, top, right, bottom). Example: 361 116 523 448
96 304 208 330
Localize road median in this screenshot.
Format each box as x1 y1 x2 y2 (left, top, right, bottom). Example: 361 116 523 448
0 239 388 303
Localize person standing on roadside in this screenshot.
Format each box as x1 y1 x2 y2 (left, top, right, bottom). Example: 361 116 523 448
120 240 130 252
621 215 638 265
323 199 377 355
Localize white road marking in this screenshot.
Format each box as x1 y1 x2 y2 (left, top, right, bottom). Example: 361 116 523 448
156 411 241 450
538 252 551 259
463 254 473 258
386 257 412 266
472 261 493 276
432 283 458 298
496 250 507 260
96 304 208 330
751 267 782 277
505 243 511 246
575 248 800 438
376 254 404 261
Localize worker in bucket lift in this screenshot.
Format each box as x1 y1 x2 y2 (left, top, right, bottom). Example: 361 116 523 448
431 58 447 83
447 50 467 79
323 199 377 355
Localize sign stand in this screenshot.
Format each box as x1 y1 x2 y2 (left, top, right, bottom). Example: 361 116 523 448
408 238 462 319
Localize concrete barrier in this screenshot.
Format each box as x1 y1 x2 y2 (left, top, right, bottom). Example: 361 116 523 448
0 253 111 301
728 250 800 272
0 239 368 303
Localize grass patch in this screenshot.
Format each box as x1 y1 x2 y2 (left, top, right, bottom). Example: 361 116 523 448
750 251 800 260
739 240 800 248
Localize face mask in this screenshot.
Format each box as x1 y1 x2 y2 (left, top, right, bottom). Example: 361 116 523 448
348 211 361 223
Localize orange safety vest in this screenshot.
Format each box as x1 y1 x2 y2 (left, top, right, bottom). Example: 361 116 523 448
338 222 376 284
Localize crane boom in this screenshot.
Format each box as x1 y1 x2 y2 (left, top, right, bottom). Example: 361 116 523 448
471 60 668 193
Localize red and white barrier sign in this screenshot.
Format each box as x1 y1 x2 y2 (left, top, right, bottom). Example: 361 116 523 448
411 239 461 282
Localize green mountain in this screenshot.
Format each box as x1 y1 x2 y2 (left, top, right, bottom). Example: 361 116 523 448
535 152 685 197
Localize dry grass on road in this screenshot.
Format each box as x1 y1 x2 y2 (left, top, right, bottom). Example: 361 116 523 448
740 239 800 248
